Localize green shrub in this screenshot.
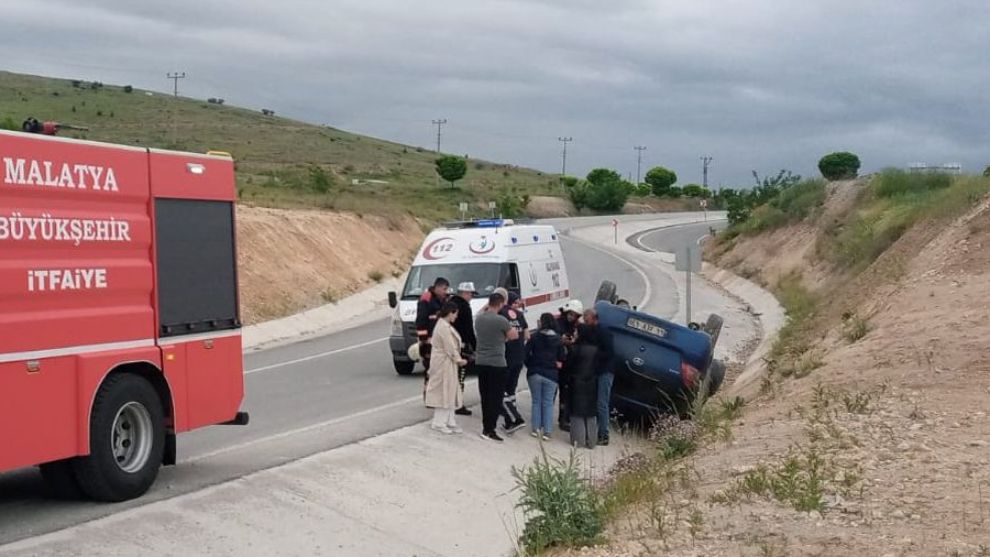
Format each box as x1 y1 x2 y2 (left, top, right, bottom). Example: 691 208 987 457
0 116 18 131
681 184 709 198
561 175 579 189
512 449 604 552
818 151 861 180
308 166 332 193
770 178 826 220
667 186 683 198
645 166 677 196
577 168 629 212
873 168 950 198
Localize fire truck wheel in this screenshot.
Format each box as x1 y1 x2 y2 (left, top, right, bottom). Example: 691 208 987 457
39 459 84 500
72 374 165 502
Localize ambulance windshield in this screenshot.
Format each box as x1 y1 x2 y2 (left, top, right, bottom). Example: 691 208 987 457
402 263 517 299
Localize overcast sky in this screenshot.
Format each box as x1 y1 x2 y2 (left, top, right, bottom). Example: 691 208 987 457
3 0 988 186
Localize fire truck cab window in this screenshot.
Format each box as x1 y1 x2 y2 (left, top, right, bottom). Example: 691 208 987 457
155 199 240 337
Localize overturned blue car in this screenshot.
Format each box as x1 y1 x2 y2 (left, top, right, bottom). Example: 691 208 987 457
593 281 725 419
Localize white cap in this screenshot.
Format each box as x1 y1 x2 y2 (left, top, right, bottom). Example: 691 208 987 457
406 342 421 362
457 282 479 295
562 299 584 315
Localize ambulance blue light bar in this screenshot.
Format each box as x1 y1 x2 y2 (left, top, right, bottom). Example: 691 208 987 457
441 219 514 229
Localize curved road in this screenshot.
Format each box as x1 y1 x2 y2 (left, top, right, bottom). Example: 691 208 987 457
0 216 712 545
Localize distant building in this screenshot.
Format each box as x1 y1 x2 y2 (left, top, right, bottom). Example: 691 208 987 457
908 162 963 175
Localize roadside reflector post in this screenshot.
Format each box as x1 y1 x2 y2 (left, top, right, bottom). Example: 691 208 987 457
459 202 468 221
612 218 618 245
489 201 496 218
675 244 701 325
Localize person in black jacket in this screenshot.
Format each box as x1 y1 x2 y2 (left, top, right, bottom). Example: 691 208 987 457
415 277 450 373
525 313 565 439
583 308 615 445
556 299 583 432
565 323 603 449
449 282 479 416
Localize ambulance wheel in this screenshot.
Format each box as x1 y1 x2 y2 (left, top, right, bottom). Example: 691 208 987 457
40 458 83 500
394 360 415 376
72 374 165 502
595 280 618 304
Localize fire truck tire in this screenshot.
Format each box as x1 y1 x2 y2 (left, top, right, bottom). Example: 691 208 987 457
39 459 84 500
72 374 165 502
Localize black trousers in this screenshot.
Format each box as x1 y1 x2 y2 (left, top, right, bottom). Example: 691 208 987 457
476 364 508 435
558 378 571 427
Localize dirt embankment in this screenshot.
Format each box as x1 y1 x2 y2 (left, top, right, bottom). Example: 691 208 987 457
567 180 990 556
236 206 423 324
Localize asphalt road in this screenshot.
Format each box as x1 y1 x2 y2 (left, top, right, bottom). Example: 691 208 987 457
0 216 710 546
628 218 727 253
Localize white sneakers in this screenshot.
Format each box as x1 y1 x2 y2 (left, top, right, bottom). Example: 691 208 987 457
431 424 463 435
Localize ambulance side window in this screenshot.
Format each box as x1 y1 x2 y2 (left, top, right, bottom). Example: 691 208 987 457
500 264 520 290
155 199 240 337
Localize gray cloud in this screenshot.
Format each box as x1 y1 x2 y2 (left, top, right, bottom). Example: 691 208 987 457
3 0 988 185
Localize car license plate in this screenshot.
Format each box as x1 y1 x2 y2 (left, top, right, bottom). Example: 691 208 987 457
626 317 667 338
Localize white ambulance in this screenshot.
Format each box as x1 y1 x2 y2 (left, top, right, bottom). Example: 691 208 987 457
387 219 571 375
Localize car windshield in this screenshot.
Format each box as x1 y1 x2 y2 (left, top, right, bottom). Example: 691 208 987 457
403 263 508 299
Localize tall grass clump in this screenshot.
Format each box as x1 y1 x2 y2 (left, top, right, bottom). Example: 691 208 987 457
873 168 951 199
821 172 989 270
512 449 605 552
740 179 826 235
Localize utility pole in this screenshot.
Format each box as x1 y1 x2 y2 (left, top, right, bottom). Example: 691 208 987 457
634 145 647 185
558 137 573 177
432 119 447 153
700 155 713 190
166 72 186 97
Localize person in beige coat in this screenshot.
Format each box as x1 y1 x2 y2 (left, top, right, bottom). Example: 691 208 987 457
425 301 467 434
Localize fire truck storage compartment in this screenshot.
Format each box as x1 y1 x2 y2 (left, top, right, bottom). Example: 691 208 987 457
154 198 239 336
154 197 243 428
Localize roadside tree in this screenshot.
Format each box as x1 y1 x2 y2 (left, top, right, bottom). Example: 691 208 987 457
435 155 468 188
645 166 677 196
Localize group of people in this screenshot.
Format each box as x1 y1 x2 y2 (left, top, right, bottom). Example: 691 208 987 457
416 277 615 448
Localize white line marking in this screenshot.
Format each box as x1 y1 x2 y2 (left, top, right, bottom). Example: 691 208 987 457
560 235 653 310
244 337 388 374
186 377 481 462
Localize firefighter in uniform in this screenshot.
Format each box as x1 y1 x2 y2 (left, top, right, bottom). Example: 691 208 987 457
415 277 450 377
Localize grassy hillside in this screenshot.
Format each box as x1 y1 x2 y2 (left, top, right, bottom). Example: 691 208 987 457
0 71 564 221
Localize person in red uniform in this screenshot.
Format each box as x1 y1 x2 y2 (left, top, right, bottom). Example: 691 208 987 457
416 277 450 375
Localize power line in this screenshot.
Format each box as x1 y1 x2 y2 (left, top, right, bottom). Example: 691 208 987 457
700 155 713 189
166 72 186 97
634 145 647 185
432 118 447 153
558 137 573 176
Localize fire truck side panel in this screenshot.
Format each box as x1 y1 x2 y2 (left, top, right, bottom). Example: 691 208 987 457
0 134 155 355
163 333 244 430
0 357 77 470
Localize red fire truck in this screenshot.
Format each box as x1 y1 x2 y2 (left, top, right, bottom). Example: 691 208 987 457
0 130 248 502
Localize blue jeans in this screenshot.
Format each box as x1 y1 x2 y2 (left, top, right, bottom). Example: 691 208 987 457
527 374 558 435
597 373 614 438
